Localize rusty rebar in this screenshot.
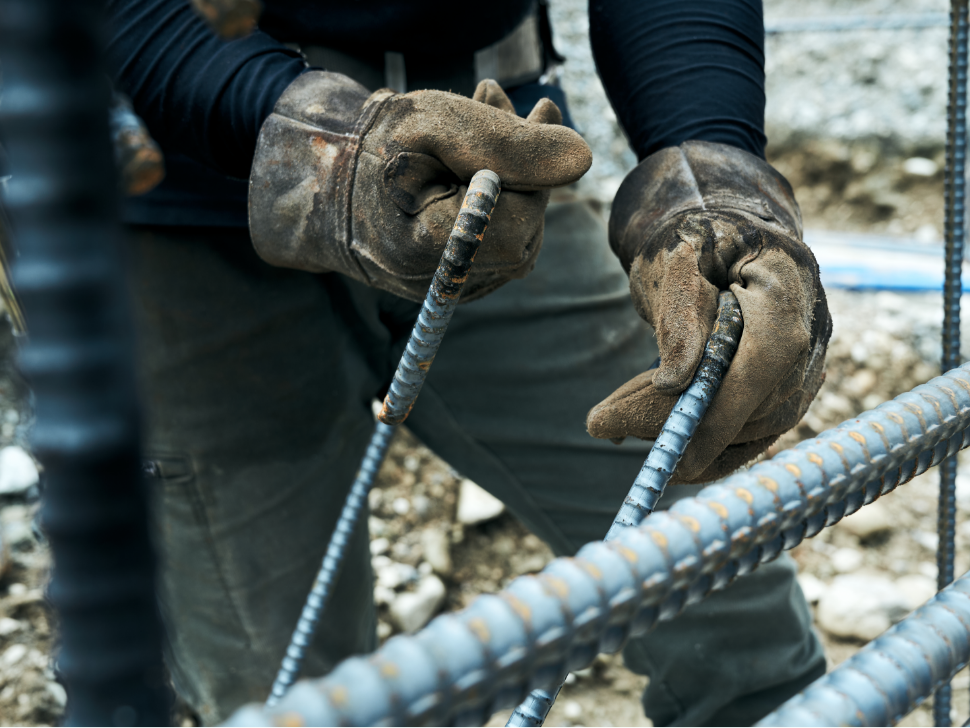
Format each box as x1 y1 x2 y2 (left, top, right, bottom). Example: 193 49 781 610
265 171 501 707
189 0 263 39
229 362 970 727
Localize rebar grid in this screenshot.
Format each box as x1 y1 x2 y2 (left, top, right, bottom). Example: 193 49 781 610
938 1 969 723
228 364 970 727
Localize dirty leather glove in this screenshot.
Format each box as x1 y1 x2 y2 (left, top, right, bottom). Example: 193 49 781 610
249 73 592 301
587 140 832 483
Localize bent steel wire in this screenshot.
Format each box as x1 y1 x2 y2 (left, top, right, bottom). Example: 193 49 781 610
506 290 743 727
937 1 968 723
230 363 970 726
758 570 970 727
265 170 502 707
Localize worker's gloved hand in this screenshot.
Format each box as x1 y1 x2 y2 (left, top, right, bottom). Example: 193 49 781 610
587 141 832 483
249 72 591 301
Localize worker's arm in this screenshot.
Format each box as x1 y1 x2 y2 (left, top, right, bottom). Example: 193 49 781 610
104 1 592 300
105 0 306 178
586 0 832 483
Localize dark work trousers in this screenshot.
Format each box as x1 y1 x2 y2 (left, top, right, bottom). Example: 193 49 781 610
129 198 824 725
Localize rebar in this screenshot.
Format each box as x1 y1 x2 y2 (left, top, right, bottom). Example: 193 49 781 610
265 170 501 706
0 0 169 722
379 171 501 426
938 2 968 724
506 291 743 727
758 570 970 727
764 13 949 34
228 363 970 727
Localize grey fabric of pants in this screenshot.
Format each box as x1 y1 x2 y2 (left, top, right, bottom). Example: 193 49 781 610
129 199 824 726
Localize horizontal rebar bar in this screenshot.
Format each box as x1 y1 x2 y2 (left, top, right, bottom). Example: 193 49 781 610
229 363 970 727
765 13 949 34
758 570 970 727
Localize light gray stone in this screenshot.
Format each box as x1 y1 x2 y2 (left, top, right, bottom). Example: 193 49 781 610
388 575 446 634
817 573 910 641
839 501 893 540
831 547 864 573
797 573 827 604
421 529 452 577
0 447 38 495
46 681 67 708
375 560 418 591
0 618 21 636
456 479 505 525
896 573 937 611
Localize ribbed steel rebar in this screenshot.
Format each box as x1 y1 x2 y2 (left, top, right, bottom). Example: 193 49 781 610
0 0 170 723
267 421 396 706
379 171 501 426
266 170 501 706
764 13 949 34
229 364 970 727
938 2 968 724
506 291 743 727
758 570 970 727
606 292 743 540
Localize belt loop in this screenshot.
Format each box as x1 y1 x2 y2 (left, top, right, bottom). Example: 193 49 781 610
384 52 406 93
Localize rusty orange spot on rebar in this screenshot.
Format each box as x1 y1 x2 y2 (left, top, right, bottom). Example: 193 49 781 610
579 560 603 580
830 442 844 454
887 412 904 424
380 662 399 678
849 431 866 445
785 463 801 477
758 476 779 492
707 501 728 519
277 712 306 727
650 531 668 550
870 422 884 433
541 575 570 598
808 453 823 466
678 515 701 532
735 488 753 504
502 593 532 623
329 686 349 707
467 617 490 643
613 543 639 563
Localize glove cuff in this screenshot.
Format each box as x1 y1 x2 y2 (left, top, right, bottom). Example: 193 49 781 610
609 140 802 271
248 71 393 277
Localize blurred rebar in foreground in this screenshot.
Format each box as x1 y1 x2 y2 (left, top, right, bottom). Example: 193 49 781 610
0 0 169 723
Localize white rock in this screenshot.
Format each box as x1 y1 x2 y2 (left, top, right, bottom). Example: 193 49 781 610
368 516 387 537
7 583 26 596
2 520 33 550
46 681 67 708
839 501 893 540
1 643 27 667
0 618 21 636
903 157 939 177
392 497 410 516
369 537 390 556
456 479 505 525
376 561 418 591
421 529 453 576
797 573 827 604
831 547 864 573
896 574 937 611
817 573 910 641
0 447 38 495
389 575 446 634
563 701 583 721
918 561 938 580
911 530 939 551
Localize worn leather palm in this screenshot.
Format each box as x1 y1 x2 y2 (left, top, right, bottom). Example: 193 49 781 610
249 73 591 301
587 141 832 483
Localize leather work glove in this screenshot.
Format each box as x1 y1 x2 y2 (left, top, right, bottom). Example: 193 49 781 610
249 73 592 301
587 140 832 483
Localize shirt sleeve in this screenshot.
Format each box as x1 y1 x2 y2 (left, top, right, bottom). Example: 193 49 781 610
105 0 308 178
589 0 767 161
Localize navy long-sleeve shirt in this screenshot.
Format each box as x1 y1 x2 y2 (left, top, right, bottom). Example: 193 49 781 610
104 0 766 226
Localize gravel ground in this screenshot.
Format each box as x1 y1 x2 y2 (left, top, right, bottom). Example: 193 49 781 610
0 1 968 726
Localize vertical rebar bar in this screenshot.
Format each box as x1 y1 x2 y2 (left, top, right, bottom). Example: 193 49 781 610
937 2 968 724
0 0 170 723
